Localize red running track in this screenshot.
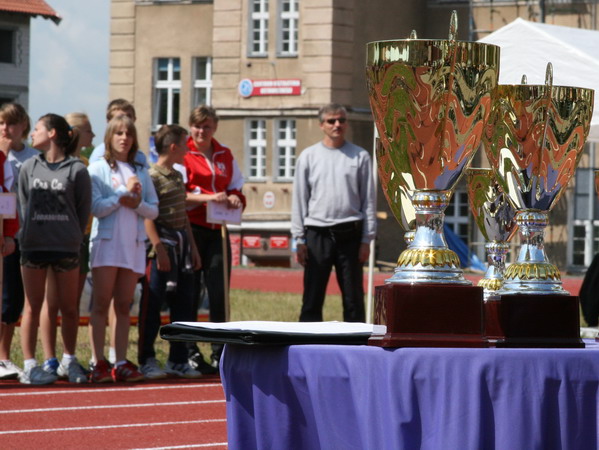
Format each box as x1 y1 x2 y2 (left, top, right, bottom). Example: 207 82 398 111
230 267 584 296
0 376 227 449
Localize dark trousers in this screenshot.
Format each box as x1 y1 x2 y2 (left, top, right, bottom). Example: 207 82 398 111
187 224 231 360
580 252 599 327
300 223 365 322
2 240 24 324
138 257 195 365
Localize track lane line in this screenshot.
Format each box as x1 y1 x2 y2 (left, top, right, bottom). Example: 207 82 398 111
0 399 225 414
0 418 226 435
0 383 222 397
131 444 228 449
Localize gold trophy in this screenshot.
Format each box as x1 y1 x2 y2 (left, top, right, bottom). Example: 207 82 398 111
366 12 499 284
465 168 517 297
484 64 594 295
375 137 416 245
366 12 499 347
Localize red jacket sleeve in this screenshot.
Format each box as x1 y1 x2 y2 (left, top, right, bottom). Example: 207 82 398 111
0 151 18 238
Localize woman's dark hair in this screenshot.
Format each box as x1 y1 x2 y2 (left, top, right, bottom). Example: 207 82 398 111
104 114 141 170
38 113 79 156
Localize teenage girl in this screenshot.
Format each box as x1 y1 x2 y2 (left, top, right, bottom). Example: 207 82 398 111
18 114 92 385
39 112 95 378
87 114 158 383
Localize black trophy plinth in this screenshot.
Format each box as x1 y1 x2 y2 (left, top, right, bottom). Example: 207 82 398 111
484 293 584 348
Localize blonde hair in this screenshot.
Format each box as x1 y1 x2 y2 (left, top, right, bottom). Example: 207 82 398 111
0 102 31 138
103 115 140 169
65 112 90 130
189 104 219 127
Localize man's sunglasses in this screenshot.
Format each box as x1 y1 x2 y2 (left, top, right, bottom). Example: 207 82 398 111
325 118 347 125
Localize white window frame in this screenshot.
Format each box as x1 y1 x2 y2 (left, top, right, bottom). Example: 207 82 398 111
247 119 267 181
153 57 181 129
275 118 296 181
249 0 269 57
192 56 212 106
277 0 299 57
569 144 599 268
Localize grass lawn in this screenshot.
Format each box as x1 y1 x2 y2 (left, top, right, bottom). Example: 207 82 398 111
8 290 343 368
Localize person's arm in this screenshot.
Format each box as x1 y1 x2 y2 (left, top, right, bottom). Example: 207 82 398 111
133 168 159 220
145 219 171 272
186 218 202 271
88 162 123 218
74 165 92 234
226 159 245 210
359 151 376 263
291 154 308 266
186 190 228 206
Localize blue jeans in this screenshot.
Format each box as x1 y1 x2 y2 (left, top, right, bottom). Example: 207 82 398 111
138 254 195 365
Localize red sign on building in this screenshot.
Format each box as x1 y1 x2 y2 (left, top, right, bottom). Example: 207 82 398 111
242 235 262 249
270 235 289 249
238 78 301 98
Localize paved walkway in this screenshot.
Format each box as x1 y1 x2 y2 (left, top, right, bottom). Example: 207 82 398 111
230 267 584 296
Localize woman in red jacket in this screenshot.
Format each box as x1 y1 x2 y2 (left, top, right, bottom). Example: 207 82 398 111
184 105 245 372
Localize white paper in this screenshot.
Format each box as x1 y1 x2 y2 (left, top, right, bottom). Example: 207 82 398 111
206 201 242 225
0 193 17 218
174 320 387 336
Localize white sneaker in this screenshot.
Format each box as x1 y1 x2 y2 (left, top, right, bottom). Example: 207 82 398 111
165 361 202 379
140 358 167 380
19 365 57 385
0 360 22 379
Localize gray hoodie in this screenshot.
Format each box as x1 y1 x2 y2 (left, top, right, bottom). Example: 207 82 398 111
18 154 92 254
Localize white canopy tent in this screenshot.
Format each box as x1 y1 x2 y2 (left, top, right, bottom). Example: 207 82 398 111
479 18 599 142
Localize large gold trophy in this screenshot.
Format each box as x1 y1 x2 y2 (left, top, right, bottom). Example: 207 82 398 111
366 12 499 347
482 64 593 347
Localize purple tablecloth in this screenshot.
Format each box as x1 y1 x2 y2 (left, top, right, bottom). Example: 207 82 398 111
221 340 599 450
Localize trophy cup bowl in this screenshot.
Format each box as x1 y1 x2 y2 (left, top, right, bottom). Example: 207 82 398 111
366 13 500 284
466 168 517 297
375 137 416 245
484 64 594 295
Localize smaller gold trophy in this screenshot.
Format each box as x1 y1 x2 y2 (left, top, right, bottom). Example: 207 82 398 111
482 63 593 347
465 168 517 297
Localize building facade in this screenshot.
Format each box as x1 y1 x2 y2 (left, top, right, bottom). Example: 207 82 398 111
109 0 599 271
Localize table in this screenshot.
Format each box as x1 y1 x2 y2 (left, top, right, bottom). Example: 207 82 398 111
220 340 599 450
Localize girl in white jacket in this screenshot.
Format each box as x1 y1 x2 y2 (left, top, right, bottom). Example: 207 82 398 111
87 115 158 383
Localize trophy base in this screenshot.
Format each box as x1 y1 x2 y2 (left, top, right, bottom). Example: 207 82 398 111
484 294 584 348
369 283 487 348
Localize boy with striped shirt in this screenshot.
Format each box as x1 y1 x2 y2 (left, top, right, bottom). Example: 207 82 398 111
138 125 202 379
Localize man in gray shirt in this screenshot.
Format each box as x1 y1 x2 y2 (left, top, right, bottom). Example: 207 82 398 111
291 103 376 322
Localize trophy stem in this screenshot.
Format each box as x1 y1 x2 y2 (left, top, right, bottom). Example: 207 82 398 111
479 241 509 299
501 211 568 295
387 191 470 285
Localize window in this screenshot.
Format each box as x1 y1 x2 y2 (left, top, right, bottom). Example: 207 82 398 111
153 58 181 129
0 29 15 64
248 119 267 180
249 0 269 56
192 57 212 106
275 119 296 180
278 0 298 56
571 162 599 267
445 190 469 243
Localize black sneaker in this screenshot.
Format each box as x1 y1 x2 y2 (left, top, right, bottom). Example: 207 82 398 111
188 353 218 375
